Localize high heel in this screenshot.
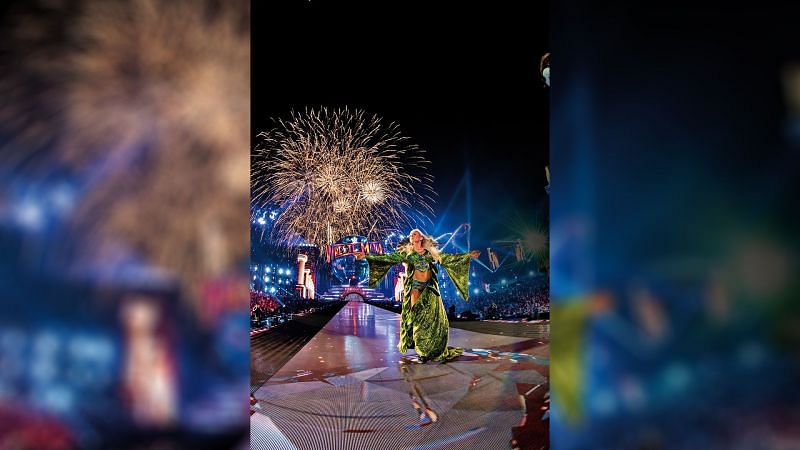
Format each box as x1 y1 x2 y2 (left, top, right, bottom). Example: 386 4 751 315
426 408 438 423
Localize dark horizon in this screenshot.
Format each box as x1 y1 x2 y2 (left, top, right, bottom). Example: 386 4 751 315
252 1 549 251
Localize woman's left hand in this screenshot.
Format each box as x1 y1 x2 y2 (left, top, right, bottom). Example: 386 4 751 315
469 250 480 258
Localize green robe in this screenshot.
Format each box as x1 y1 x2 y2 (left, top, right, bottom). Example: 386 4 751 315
366 250 472 361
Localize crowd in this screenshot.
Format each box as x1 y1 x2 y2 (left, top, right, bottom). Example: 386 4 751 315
250 291 335 329
366 277 550 322
456 279 550 320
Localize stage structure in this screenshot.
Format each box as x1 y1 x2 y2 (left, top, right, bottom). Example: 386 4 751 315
317 235 392 303
294 254 316 299
325 235 384 286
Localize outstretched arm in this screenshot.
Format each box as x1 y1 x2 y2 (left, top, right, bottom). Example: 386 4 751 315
355 250 405 264
440 250 480 265
439 250 480 301
355 251 405 287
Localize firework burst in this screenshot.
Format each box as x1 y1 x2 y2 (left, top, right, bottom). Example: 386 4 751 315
252 108 435 248
360 180 386 204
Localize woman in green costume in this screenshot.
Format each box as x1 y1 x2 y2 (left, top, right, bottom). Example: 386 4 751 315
355 229 480 362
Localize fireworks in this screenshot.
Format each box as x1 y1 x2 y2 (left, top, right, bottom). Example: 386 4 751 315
0 0 250 306
360 180 386 204
252 108 435 248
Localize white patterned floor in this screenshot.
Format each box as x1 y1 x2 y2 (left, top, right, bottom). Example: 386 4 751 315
251 301 549 450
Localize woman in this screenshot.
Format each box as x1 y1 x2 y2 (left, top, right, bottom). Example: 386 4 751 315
355 229 480 362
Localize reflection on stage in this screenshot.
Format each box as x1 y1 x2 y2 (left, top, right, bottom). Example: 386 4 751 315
251 301 549 449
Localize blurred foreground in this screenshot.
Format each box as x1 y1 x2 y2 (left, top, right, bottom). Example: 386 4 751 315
0 1 250 448
551 2 800 449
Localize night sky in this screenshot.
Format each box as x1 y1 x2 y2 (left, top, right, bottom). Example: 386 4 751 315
253 1 549 248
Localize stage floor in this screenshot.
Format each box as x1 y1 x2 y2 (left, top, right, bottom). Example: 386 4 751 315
251 301 549 450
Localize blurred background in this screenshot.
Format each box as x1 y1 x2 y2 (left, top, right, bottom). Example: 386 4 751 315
551 2 800 449
0 1 250 449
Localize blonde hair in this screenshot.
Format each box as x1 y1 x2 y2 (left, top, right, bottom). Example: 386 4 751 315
398 228 441 263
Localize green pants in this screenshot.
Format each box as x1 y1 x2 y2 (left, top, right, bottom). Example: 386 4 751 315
398 284 463 361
